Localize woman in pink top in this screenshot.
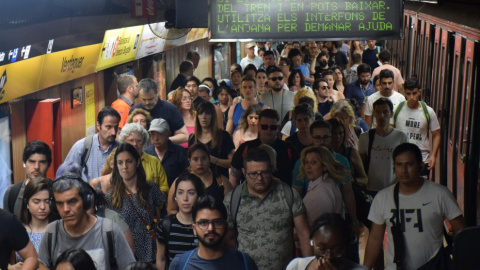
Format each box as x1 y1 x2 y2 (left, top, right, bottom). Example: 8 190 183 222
171 87 196 148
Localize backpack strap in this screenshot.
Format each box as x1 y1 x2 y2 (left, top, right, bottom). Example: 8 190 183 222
230 184 244 229
393 101 406 127
162 216 172 265
101 218 117 269
178 249 196 270
419 101 430 131
365 129 376 173
45 220 60 268
5 182 23 214
240 252 248 270
81 134 94 175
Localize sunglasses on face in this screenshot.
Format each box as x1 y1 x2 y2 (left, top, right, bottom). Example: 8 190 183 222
260 124 279 131
269 76 284 82
320 86 331 90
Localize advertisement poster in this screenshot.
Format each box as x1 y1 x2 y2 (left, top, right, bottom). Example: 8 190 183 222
84 83 96 136
135 22 167 59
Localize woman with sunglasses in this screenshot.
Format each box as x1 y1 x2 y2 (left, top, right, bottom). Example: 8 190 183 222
171 87 195 149
298 146 347 227
226 76 268 134
286 213 366 270
10 178 53 269
157 172 205 270
167 144 232 215
107 143 166 268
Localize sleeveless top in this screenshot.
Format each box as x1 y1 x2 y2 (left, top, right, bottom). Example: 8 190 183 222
206 172 225 203
232 102 264 130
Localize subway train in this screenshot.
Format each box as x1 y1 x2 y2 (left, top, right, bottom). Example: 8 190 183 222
386 1 479 226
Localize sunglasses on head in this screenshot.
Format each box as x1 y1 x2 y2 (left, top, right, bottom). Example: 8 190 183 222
269 76 284 82
260 124 279 131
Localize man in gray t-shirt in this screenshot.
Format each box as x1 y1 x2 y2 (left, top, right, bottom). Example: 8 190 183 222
38 174 135 270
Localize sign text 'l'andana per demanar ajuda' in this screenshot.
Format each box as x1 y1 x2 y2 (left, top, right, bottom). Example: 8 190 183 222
210 0 403 41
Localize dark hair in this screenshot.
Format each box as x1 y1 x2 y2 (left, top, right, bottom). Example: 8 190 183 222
287 48 303 60
187 143 210 160
186 51 200 61
244 146 272 168
310 213 352 248
21 177 52 224
310 119 331 135
328 118 346 144
243 64 258 76
331 65 347 87
54 248 96 270
379 69 394 81
201 77 218 99
263 50 275 58
266 66 283 77
194 102 222 149
241 75 257 87
318 51 329 60
313 78 328 90
298 96 315 109
125 262 157 270
23 140 52 167
378 49 391 62
352 52 362 64
258 108 280 122
278 57 291 66
110 143 149 209
138 78 158 94
192 195 228 221
238 104 262 131
256 69 267 76
288 69 306 88
321 69 334 78
175 172 206 199
373 97 394 113
179 60 194 73
404 77 420 90
357 63 371 75
373 75 380 85
292 104 314 120
183 76 201 88
230 63 242 73
97 106 121 126
393 143 423 164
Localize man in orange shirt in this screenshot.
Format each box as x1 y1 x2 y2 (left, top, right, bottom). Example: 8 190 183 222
112 75 139 129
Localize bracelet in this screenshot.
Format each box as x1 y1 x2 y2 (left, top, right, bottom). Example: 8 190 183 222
214 157 218 165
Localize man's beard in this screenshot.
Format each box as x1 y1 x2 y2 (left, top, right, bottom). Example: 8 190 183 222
197 231 225 249
271 86 283 92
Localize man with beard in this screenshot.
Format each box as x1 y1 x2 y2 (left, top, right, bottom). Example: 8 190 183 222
111 75 139 130
344 63 376 114
64 107 120 181
261 66 295 120
363 69 405 128
169 195 257 269
324 41 348 69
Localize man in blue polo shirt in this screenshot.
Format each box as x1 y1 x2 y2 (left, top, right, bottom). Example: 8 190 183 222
344 63 375 115
130 78 188 145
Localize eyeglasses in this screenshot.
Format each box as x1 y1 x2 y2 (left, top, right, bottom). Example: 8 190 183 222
196 219 226 230
320 86 331 90
245 170 271 179
269 76 284 81
311 240 344 258
181 97 193 101
260 124 279 131
312 135 331 141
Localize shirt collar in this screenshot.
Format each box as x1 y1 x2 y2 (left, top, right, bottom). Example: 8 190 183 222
119 95 134 106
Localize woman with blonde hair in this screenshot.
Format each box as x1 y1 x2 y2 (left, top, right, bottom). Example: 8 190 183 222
127 108 153 130
171 87 196 148
298 146 348 227
330 99 361 149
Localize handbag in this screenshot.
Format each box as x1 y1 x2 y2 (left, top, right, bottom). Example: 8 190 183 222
417 245 453 270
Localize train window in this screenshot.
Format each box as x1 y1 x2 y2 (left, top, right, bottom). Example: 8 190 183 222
460 59 472 157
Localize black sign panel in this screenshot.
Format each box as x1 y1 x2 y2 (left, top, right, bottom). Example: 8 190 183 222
210 0 403 41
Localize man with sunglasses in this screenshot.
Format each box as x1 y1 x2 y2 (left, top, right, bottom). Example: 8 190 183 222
230 109 299 187
225 147 312 270
313 78 334 117
169 195 257 269
261 67 295 121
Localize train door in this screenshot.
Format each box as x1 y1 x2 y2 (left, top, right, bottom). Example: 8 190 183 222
446 35 464 209
407 16 417 78
431 26 441 112
25 98 62 179
423 23 434 104
457 40 478 225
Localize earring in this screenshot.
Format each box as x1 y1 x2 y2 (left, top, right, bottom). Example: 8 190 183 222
174 197 177 201
27 205 29 209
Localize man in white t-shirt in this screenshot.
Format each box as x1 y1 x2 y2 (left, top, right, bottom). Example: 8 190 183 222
364 143 464 270
393 77 440 173
240 42 263 70
363 69 405 128
359 98 408 192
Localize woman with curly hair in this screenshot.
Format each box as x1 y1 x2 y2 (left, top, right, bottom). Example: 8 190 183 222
171 87 195 148
107 143 166 267
127 108 153 130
